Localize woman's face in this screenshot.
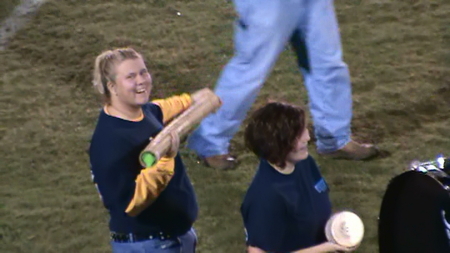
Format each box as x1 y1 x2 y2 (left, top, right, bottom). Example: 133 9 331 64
285 127 311 164
110 57 153 108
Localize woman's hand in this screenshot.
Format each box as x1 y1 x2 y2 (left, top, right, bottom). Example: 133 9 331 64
250 241 359 253
166 131 180 158
247 246 266 253
323 242 359 252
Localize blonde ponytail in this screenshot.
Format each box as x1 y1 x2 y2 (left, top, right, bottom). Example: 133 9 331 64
91 48 142 103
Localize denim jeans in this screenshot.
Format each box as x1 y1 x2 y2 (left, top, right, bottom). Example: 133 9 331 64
187 0 352 155
111 228 197 253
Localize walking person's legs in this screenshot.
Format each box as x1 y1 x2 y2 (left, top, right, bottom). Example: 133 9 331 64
187 0 306 168
291 0 378 160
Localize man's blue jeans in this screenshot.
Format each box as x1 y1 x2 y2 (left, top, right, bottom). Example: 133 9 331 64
111 228 197 253
187 0 352 156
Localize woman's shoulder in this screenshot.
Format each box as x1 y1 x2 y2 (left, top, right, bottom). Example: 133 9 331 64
89 113 132 156
295 155 321 171
244 161 286 201
91 110 124 139
250 160 278 183
142 102 163 123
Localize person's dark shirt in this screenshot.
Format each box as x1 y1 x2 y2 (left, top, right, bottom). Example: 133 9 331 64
89 103 198 236
241 156 332 253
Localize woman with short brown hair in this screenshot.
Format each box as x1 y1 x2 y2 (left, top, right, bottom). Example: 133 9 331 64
241 102 357 253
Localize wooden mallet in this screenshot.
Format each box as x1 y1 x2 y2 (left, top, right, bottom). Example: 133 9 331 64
139 88 221 167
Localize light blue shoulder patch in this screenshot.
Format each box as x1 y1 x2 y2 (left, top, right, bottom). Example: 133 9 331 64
314 178 329 193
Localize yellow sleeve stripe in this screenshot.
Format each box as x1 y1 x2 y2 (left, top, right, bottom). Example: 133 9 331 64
125 157 175 216
151 93 192 124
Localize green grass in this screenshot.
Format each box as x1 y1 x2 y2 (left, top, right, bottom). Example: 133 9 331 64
1 0 449 252
0 0 20 21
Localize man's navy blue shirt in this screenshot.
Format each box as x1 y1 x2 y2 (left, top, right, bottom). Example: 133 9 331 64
241 156 332 253
89 103 198 236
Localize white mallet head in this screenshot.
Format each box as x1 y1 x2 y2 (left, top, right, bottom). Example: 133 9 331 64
325 211 365 248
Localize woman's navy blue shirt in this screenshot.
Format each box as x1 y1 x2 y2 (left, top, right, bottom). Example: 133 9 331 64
89 103 198 236
241 156 332 253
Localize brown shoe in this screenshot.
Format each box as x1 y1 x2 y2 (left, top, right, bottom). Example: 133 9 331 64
201 154 238 170
319 140 379 160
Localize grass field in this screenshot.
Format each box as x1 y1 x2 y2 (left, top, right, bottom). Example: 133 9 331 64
1 0 449 252
0 0 20 22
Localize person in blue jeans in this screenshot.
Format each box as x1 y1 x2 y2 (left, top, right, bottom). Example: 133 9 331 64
89 48 201 252
187 0 379 169
240 102 359 253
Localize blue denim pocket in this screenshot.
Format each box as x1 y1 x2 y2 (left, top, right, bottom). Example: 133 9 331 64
111 238 182 253
152 238 181 251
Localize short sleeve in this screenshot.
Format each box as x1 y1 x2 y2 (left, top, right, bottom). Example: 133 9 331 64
240 187 288 252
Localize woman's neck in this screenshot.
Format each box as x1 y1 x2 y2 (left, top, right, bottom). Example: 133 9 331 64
105 103 143 121
269 162 295 175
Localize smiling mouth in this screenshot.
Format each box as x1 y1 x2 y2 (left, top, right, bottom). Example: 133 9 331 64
136 88 146 94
